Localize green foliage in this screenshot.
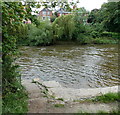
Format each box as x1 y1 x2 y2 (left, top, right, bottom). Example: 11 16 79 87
87 9 99 24
52 15 75 41
2 83 28 113
16 24 29 45
57 98 64 101
74 7 89 25
88 2 120 33
2 2 25 95
92 92 120 103
54 104 65 107
27 20 53 46
72 8 90 43
76 34 92 44
90 31 101 38
2 2 35 113
50 15 57 22
100 2 120 33
93 37 118 44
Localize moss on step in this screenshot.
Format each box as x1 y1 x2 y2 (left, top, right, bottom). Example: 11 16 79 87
54 104 65 108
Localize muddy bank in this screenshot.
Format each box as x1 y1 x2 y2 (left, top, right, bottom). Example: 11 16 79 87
22 79 119 113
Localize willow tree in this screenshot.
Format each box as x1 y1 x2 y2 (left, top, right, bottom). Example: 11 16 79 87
52 15 75 41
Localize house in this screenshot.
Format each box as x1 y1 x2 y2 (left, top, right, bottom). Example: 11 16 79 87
56 8 71 16
38 8 52 20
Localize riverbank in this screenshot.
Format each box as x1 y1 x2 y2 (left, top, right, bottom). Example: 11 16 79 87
22 79 119 113
2 81 28 113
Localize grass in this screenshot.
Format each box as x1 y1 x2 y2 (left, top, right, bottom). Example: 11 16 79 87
54 104 65 108
2 84 28 114
92 92 120 103
74 92 120 103
57 98 64 101
74 92 120 114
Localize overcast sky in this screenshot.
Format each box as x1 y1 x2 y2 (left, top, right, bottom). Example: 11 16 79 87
70 0 108 11
32 0 108 14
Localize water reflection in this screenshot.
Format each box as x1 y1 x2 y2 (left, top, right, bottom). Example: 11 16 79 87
17 44 119 88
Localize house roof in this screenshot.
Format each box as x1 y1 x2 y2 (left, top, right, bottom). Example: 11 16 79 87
57 8 65 13
41 8 52 12
57 8 71 14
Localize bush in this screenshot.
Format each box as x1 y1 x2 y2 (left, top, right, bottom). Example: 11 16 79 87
101 32 112 37
27 20 53 46
16 24 29 45
90 31 101 38
76 34 93 44
93 37 118 44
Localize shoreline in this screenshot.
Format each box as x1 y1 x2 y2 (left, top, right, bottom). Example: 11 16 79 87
22 79 119 101
22 79 119 113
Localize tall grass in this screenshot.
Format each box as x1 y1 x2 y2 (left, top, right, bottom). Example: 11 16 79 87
2 81 28 113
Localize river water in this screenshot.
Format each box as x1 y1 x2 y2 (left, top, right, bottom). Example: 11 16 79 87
17 43 119 88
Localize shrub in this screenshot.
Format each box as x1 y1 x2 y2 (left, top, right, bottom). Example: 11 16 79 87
101 31 112 37
93 37 118 44
27 20 53 46
90 31 101 38
16 24 29 45
76 34 92 44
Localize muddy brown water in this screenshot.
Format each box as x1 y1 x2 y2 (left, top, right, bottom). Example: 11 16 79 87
17 43 119 89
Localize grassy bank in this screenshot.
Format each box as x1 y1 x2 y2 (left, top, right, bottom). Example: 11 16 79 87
92 92 120 103
74 92 120 103
2 81 28 114
75 92 120 114
76 37 118 45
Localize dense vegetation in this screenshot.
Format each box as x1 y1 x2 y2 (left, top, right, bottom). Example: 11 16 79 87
2 2 35 113
92 92 120 103
17 2 120 46
2 1 120 114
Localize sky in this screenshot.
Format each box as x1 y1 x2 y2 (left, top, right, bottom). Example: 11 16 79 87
72 0 108 11
32 0 108 15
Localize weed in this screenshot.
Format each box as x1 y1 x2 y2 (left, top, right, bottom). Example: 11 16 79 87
50 95 56 99
92 92 120 103
54 104 65 108
57 98 64 101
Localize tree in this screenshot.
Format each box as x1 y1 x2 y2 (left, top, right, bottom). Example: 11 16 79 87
87 8 99 24
100 2 120 32
52 15 75 41
72 7 89 41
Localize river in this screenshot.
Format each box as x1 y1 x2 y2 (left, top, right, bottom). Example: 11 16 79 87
17 43 119 89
